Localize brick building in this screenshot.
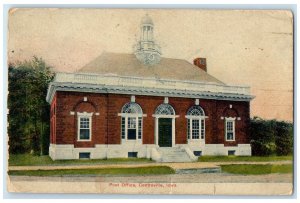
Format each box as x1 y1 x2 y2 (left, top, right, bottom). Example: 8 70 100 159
46 15 254 161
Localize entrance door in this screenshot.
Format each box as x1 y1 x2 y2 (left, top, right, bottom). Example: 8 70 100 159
158 118 172 147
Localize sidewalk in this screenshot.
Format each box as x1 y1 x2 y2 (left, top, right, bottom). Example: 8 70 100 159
8 160 292 171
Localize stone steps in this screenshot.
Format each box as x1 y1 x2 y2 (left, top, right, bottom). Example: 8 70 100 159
158 147 194 163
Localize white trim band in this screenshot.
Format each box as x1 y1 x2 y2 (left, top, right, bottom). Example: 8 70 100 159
118 113 147 117
152 114 179 118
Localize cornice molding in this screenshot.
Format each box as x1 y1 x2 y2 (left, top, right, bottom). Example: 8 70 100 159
46 82 255 103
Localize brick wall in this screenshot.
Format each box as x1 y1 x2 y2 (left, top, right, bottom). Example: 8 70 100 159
50 93 57 144
52 91 250 147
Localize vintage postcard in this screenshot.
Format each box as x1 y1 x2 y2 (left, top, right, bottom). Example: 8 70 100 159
6 8 293 195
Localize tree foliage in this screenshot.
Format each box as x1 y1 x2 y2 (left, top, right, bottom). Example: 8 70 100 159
8 57 54 155
250 117 293 156
274 121 293 156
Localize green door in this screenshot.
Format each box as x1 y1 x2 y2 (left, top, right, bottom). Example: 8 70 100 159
158 118 172 147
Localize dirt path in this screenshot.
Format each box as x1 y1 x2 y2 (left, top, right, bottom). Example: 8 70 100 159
8 160 292 171
9 173 293 183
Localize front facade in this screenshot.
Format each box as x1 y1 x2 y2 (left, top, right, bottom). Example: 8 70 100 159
46 15 254 161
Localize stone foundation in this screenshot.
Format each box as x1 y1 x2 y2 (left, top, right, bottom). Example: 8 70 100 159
49 143 251 160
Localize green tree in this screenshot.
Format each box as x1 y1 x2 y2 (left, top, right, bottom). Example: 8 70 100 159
250 117 293 156
274 121 293 155
8 57 54 155
250 117 276 156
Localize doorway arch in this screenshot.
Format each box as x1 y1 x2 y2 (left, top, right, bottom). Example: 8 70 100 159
153 103 177 147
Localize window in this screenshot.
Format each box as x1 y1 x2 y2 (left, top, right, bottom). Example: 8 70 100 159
201 119 205 139
187 119 190 139
225 118 235 141
128 152 138 158
79 117 91 140
192 119 200 139
186 105 206 140
77 112 93 141
127 117 137 140
120 102 143 141
155 103 175 115
228 150 236 156
193 151 202 156
79 152 90 159
128 117 136 129
138 117 142 139
121 117 126 139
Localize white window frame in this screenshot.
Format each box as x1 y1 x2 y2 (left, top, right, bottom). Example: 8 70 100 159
187 118 205 140
121 115 144 141
186 105 207 141
225 117 236 141
119 102 145 142
77 112 93 141
191 119 200 140
155 103 175 115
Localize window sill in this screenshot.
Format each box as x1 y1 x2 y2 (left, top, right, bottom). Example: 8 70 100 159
77 139 92 142
122 140 143 144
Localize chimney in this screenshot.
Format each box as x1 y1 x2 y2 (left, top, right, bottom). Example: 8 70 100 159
193 58 207 72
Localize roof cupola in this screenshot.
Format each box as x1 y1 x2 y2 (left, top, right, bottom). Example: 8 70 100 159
134 14 161 66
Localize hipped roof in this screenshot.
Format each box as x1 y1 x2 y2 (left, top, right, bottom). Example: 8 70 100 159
77 52 224 84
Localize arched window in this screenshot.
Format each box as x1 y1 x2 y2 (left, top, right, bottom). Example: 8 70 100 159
121 102 143 141
186 106 206 140
121 102 143 114
155 103 175 115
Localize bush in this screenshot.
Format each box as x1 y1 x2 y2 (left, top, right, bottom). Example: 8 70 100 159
250 117 293 156
275 121 293 155
250 117 275 156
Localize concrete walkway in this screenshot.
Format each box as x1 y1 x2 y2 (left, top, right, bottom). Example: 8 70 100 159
8 160 292 171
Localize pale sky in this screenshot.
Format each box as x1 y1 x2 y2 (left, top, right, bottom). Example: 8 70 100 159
8 9 293 122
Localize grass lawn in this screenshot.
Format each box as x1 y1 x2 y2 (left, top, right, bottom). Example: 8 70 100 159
9 154 153 166
221 164 293 175
199 155 293 162
8 166 175 176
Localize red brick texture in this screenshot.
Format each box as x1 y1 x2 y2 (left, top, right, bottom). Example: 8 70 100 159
50 93 57 144
51 91 250 148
